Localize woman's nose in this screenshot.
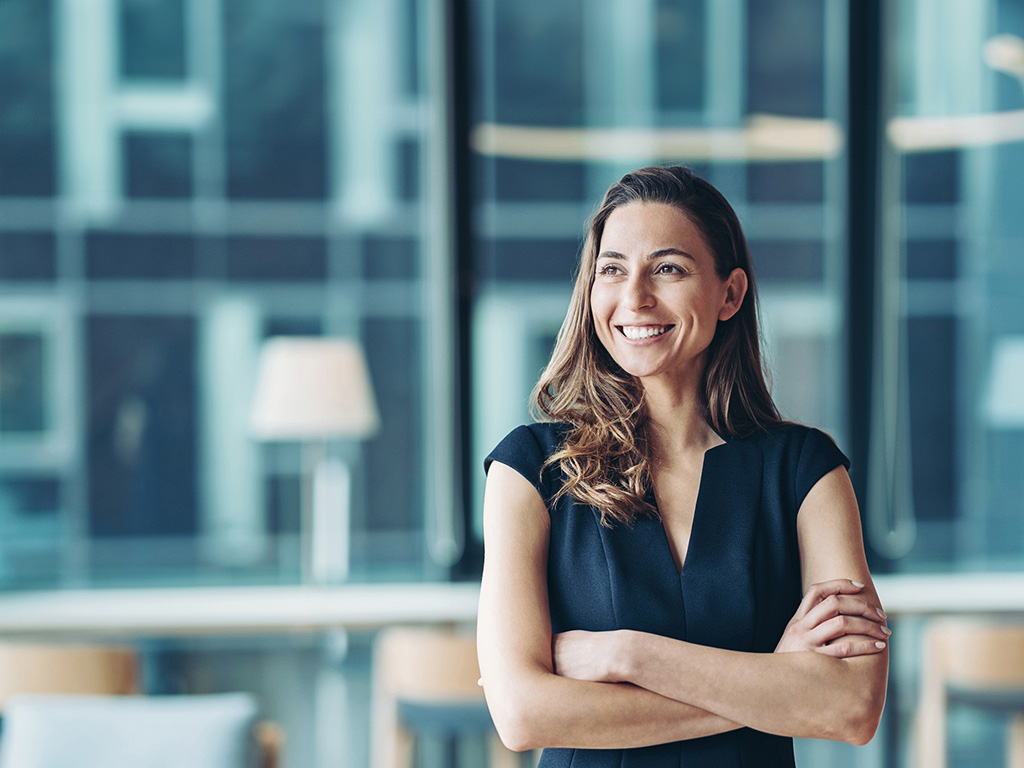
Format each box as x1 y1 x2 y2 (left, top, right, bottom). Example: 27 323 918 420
625 274 655 310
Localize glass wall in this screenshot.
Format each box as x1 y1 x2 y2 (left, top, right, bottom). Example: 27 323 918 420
873 0 1024 572
879 1 1024 765
470 0 851 527
2 0 1023 765
0 0 456 588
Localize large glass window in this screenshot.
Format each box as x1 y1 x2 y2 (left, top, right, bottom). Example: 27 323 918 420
877 2 1024 765
871 0 1024 574
3 1 1023 765
470 0 851 529
0 0 455 588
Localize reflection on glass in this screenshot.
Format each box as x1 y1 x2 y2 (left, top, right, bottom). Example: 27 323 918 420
877 2 1024 765
875 0 1024 573
471 0 851 531
0 0 449 588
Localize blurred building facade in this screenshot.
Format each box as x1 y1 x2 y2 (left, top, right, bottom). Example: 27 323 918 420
0 0 1023 765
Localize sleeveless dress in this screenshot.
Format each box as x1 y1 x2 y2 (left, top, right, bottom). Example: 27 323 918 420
484 422 849 768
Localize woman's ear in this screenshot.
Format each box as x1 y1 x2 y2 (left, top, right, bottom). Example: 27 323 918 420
718 268 748 322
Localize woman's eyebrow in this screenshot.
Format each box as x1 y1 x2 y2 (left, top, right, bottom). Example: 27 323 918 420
649 248 696 261
597 248 695 261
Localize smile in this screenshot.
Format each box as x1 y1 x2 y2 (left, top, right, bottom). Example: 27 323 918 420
618 325 673 340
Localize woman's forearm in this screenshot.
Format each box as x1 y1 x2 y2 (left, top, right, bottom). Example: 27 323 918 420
619 630 887 745
486 667 740 751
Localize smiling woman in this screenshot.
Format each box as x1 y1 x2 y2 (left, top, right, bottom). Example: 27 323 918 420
476 166 888 767
590 202 747 390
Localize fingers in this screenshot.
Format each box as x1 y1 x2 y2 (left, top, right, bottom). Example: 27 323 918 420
782 580 891 658
815 637 889 659
793 579 867 620
803 593 887 630
802 593 884 626
805 614 892 645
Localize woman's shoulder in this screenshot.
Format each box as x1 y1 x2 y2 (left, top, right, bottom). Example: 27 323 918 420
519 420 572 449
483 421 570 499
730 423 850 504
731 422 841 450
486 421 570 465
729 422 849 470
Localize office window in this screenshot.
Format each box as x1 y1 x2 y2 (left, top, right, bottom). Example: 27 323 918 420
0 0 454 587
871 0 1024 573
471 0 850 531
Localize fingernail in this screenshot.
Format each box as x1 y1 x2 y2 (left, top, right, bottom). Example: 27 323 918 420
882 626 892 636
851 580 865 588
876 607 887 619
477 678 484 687
875 642 886 649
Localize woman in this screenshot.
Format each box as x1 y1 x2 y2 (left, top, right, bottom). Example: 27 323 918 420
477 166 888 767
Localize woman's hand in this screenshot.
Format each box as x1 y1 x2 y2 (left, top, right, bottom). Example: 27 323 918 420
552 629 631 683
775 578 890 658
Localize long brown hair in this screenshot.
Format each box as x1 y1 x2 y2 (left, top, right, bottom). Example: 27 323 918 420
532 165 784 526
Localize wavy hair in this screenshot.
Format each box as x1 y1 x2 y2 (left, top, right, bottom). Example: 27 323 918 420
531 165 784 527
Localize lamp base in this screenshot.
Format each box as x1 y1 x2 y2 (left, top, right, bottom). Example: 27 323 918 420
305 453 351 584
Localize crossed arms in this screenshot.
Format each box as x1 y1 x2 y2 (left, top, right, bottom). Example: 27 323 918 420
476 462 889 752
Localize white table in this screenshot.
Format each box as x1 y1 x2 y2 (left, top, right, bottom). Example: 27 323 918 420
0 582 481 638
0 574 1020 639
873 572 1024 616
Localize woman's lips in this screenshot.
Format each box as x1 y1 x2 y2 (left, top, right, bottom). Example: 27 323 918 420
617 324 673 341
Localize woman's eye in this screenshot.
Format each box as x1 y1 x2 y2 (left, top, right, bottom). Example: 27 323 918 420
655 263 683 275
597 264 623 276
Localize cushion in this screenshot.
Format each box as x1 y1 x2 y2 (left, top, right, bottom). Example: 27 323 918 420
1 693 259 768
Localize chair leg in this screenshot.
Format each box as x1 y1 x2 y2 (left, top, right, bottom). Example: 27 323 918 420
1008 714 1024 768
395 726 414 768
914 630 947 768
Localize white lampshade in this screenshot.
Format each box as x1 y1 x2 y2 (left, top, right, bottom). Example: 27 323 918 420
249 337 380 440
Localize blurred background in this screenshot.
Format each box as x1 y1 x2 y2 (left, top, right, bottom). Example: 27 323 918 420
0 0 1022 765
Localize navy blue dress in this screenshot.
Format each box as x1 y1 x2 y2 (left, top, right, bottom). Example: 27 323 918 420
484 422 850 768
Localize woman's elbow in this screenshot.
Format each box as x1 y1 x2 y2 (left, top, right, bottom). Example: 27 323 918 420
840 710 881 746
834 682 886 746
489 699 545 752
485 681 549 752
492 712 539 753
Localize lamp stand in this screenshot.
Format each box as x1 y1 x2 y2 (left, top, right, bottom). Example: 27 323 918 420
301 442 351 584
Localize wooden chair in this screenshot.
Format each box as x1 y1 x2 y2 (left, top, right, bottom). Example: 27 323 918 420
0 643 139 706
372 626 528 768
0 643 281 768
914 620 1024 768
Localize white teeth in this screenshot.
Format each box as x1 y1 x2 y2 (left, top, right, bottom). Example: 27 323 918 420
621 325 669 340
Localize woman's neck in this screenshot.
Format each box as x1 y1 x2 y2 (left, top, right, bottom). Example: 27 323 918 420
642 376 722 462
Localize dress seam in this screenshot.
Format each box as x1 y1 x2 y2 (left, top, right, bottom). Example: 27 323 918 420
592 506 621 628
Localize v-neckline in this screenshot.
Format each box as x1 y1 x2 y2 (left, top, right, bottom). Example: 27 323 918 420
649 438 729 577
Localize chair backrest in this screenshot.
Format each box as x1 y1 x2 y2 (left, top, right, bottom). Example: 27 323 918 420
372 627 487 768
375 627 483 701
931 621 1024 688
914 620 1024 768
1 693 260 768
0 644 138 710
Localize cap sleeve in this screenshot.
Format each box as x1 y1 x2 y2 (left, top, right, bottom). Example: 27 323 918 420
794 428 851 510
484 425 550 500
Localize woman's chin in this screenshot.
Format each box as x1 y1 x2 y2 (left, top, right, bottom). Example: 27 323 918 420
612 360 672 382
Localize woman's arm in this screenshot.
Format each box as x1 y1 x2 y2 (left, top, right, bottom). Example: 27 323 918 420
477 461 741 752
553 465 888 745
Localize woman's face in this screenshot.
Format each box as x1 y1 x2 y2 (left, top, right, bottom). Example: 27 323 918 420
590 202 745 389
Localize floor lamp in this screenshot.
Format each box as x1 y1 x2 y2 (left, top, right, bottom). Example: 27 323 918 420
250 337 379 584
